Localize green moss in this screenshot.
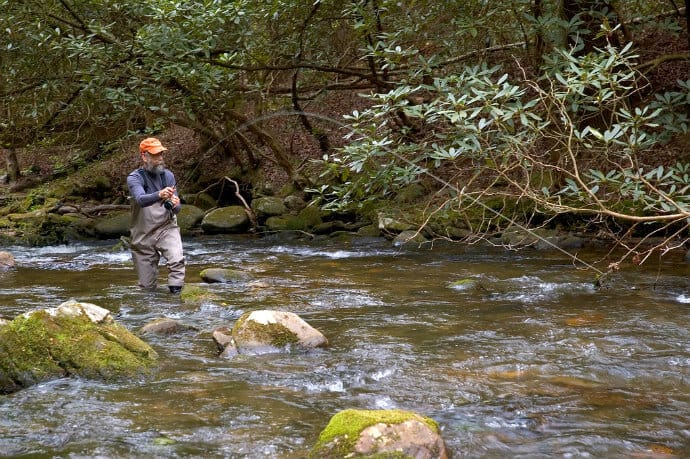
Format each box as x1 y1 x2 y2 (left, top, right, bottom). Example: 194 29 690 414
0 312 64 390
0 310 157 393
310 409 439 458
233 312 300 348
448 278 476 289
180 285 220 304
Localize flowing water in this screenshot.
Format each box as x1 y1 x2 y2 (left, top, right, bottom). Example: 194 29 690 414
1 234 689 458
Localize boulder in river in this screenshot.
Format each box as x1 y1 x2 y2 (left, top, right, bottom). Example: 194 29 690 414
310 408 449 459
0 299 158 394
222 310 328 357
200 267 251 284
140 317 198 336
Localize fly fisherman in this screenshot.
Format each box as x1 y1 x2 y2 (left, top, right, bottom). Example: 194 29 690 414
126 137 185 294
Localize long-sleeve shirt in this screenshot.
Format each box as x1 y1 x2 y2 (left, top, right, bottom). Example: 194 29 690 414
126 168 181 246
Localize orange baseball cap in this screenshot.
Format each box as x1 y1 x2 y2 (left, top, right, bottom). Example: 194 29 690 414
139 137 168 155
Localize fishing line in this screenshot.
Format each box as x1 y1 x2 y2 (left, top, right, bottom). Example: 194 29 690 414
175 108 608 279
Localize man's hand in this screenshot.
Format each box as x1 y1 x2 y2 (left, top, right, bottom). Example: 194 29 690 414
159 186 176 200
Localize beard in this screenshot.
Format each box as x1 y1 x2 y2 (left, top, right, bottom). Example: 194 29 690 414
145 163 166 174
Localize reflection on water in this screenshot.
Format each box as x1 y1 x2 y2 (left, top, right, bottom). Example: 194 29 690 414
1 235 690 457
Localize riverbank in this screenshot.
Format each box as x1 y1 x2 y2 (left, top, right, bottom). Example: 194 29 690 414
2 124 689 272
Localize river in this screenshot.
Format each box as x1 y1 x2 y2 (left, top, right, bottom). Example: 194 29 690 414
1 234 689 458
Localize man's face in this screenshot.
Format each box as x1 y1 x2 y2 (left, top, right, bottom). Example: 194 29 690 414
143 152 165 174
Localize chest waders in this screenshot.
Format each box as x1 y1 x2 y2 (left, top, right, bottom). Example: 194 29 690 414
130 168 185 292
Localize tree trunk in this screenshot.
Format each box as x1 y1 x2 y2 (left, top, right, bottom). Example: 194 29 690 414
685 0 690 57
533 0 545 67
4 148 21 183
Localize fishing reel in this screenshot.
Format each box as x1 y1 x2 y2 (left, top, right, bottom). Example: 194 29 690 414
163 199 174 210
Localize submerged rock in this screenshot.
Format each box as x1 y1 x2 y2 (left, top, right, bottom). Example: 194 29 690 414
200 267 251 284
0 251 16 270
0 300 158 394
140 317 198 336
179 284 222 306
222 310 328 357
310 408 449 459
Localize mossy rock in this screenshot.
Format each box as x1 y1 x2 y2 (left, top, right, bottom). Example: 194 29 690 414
310 408 448 458
7 211 93 245
229 310 328 355
251 196 287 219
177 204 205 235
0 300 158 394
94 211 131 238
201 206 250 234
447 278 479 290
393 230 428 246
356 224 381 237
183 192 217 210
264 215 303 231
296 205 324 227
264 205 325 232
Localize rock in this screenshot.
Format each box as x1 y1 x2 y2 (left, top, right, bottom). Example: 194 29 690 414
184 192 216 210
57 205 79 215
201 206 250 234
140 317 197 335
43 299 113 324
0 251 16 270
501 225 537 247
251 196 287 220
94 211 131 238
283 195 307 212
356 224 381 237
378 213 415 232
310 409 449 459
393 230 428 246
212 326 234 352
199 267 251 284
226 310 328 356
176 204 205 235
264 215 303 231
447 278 479 291
0 300 158 394
265 205 324 232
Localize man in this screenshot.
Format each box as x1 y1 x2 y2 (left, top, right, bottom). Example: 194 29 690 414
126 137 185 293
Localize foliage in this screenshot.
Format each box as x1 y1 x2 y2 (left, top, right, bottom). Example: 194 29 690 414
2 0 689 265
307 1 690 266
